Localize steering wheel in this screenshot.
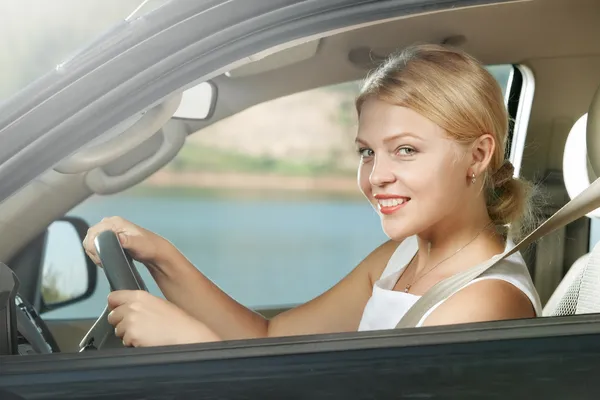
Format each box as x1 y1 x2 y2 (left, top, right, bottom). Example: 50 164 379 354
0 231 148 355
79 230 148 351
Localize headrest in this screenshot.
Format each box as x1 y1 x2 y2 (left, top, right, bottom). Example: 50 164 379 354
563 113 599 217
563 82 600 218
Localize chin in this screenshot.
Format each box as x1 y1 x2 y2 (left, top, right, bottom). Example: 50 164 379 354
380 217 416 242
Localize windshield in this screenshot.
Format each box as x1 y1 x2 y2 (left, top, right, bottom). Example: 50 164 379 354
0 0 171 103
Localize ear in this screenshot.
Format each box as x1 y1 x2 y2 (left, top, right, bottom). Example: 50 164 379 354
470 133 495 175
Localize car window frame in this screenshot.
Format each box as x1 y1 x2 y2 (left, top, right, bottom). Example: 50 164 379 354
2 314 600 398
45 64 523 321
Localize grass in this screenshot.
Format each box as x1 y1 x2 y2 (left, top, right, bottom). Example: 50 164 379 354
166 143 356 177
128 185 364 202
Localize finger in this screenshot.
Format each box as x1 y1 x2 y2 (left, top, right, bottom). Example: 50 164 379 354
107 305 127 327
114 321 128 344
100 216 131 248
83 221 112 264
82 228 98 264
116 319 141 347
108 290 144 310
83 217 128 264
121 328 136 347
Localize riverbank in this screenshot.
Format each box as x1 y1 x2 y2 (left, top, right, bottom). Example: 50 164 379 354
133 170 364 200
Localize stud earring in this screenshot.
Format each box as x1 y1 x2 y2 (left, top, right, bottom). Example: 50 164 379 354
471 172 476 184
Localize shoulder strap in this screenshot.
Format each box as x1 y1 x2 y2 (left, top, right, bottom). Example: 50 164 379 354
395 177 600 329
380 235 418 280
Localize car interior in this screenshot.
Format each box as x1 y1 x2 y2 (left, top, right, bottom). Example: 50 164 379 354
2 0 600 355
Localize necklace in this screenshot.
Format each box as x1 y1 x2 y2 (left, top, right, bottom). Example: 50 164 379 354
403 221 494 293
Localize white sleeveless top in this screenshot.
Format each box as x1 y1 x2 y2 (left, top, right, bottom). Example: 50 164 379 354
358 235 542 330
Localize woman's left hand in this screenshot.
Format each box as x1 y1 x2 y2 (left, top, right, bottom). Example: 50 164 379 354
107 290 220 347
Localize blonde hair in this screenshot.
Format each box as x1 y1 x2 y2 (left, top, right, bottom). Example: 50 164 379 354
356 44 535 239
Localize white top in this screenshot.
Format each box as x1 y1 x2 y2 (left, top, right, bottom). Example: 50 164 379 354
358 235 542 331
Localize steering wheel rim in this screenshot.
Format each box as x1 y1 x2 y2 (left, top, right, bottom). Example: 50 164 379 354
79 230 148 351
94 231 148 293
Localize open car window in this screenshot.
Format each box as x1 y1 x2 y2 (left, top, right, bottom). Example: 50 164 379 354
43 64 521 321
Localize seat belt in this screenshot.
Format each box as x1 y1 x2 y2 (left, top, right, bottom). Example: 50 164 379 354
395 177 600 329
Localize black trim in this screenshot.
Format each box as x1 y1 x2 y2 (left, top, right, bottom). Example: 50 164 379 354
8 230 49 309
587 216 595 252
0 264 19 356
505 65 523 159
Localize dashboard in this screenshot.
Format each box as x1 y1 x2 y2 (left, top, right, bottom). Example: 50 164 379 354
1 262 58 356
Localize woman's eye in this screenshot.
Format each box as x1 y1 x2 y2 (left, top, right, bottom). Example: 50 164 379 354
396 146 416 156
358 148 374 158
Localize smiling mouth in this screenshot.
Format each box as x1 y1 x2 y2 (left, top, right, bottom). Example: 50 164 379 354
375 197 410 215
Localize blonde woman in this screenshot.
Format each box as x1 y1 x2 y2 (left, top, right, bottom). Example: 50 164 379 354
83 44 542 347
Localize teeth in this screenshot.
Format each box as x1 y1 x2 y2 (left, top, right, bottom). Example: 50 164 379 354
379 198 405 207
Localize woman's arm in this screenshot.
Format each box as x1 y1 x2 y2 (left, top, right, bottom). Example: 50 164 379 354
149 238 400 340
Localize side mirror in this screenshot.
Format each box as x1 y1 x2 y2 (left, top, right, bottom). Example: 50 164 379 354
39 217 97 313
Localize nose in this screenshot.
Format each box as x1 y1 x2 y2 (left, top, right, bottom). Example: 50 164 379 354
369 154 396 187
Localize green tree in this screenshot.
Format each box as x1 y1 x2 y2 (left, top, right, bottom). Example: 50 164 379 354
41 267 70 304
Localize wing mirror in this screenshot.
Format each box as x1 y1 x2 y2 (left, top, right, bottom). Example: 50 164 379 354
172 81 216 120
39 217 97 313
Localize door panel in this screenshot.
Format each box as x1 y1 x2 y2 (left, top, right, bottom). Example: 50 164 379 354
2 315 600 399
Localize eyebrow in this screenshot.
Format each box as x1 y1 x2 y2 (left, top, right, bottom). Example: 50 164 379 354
355 132 423 146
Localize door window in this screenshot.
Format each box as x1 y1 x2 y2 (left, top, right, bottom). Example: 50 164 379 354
43 65 518 320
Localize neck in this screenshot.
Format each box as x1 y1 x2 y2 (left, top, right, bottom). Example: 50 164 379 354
414 199 496 274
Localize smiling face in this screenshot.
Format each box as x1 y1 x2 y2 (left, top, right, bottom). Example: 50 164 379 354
356 98 475 241
352 44 532 242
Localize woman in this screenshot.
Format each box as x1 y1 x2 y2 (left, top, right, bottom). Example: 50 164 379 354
83 44 542 347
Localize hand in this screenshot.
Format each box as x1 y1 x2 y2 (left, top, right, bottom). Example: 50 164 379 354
83 216 170 266
107 290 220 347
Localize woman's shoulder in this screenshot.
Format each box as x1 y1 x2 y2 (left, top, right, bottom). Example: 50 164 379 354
421 276 537 327
479 240 537 288
373 236 421 284
360 236 417 287
421 247 540 327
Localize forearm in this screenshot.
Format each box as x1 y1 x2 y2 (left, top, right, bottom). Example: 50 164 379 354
145 241 269 341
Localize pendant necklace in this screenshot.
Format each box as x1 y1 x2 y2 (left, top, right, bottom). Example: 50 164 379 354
403 221 494 293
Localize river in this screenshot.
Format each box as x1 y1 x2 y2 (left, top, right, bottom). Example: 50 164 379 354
43 191 388 319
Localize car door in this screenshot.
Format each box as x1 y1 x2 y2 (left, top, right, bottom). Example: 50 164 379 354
2 316 600 399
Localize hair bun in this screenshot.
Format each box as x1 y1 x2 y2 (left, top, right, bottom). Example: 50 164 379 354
492 160 515 188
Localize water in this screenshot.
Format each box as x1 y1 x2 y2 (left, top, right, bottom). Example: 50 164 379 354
42 193 388 319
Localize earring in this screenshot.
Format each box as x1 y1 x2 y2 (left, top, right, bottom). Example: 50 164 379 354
471 172 476 184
